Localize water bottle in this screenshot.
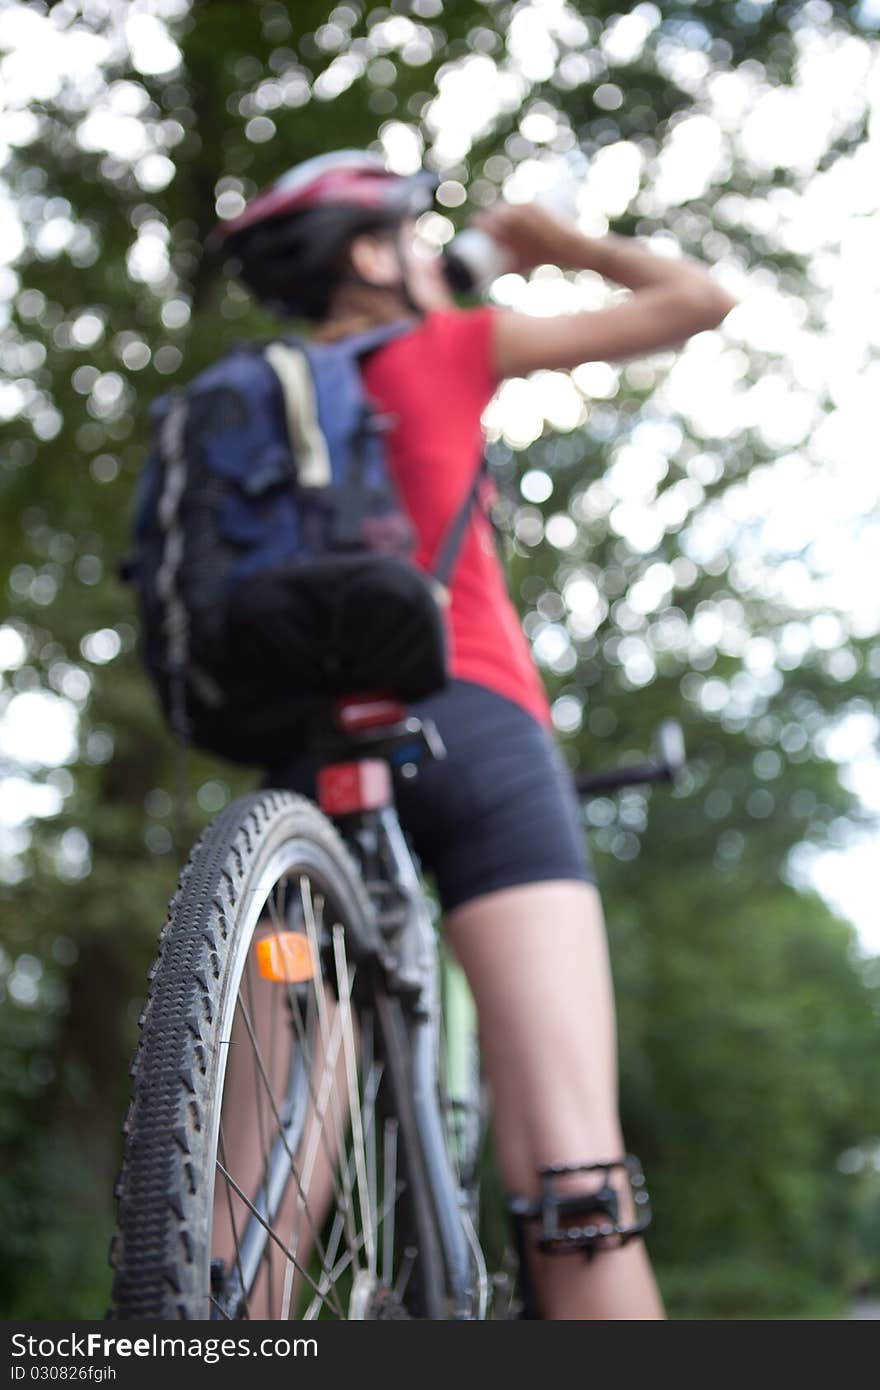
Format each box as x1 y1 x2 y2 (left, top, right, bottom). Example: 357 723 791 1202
443 227 514 294
443 177 581 296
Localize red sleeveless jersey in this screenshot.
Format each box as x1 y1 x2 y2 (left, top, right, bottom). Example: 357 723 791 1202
361 306 551 728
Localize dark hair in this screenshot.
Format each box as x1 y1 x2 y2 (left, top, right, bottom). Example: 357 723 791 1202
221 205 403 321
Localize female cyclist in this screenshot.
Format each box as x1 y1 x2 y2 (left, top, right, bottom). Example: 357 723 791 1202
216 150 736 1320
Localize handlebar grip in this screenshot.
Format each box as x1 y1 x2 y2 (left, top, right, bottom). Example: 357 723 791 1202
655 719 686 780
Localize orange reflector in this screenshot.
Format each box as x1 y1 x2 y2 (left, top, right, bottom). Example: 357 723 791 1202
256 932 315 984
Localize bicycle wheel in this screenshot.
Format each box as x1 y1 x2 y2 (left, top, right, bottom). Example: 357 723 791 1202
109 790 448 1320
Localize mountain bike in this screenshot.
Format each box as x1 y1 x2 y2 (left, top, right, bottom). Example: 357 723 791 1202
108 696 684 1320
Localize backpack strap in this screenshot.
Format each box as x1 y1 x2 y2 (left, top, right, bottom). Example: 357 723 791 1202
314 320 417 360
263 322 413 489
337 321 491 588
431 457 488 588
264 342 331 487
266 320 487 588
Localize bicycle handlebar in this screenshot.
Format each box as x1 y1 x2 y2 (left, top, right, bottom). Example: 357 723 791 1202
573 719 686 798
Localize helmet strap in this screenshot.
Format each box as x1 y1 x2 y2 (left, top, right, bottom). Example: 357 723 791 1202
392 224 424 318
334 223 423 318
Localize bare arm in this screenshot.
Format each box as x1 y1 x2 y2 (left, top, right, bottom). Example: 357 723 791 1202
471 203 737 379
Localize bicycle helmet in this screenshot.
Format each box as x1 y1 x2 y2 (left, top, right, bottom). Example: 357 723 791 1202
214 150 439 320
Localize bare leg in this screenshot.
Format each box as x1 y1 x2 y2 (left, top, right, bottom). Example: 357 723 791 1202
445 880 665 1320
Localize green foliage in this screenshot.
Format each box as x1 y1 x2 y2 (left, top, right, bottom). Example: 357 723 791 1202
1 0 879 1318
656 1257 847 1321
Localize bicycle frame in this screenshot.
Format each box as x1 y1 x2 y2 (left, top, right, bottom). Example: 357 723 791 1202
337 795 484 1319
114 682 682 1320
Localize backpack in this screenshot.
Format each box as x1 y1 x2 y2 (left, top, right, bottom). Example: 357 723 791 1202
122 322 484 765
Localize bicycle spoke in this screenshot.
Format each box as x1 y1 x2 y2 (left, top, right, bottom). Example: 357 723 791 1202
461 1206 489 1321
266 880 288 1311
232 991 338 1295
395 1246 417 1301
362 1010 378 1248
282 971 351 1223
382 1118 399 1291
333 923 376 1274
282 972 355 1264
300 879 362 1267
267 884 283 1131
216 1159 346 1318
301 1179 401 1319
269 877 380 1318
219 894 433 1319
300 1209 346 1319
276 1001 353 1320
297 1053 386 1319
266 876 288 933
221 874 352 1318
242 956 275 1316
266 948 281 1315
217 1123 251 1321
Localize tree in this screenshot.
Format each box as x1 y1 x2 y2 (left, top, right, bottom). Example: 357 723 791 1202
1 0 878 1316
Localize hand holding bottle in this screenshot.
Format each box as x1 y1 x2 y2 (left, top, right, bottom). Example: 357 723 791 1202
468 201 583 276
444 190 582 294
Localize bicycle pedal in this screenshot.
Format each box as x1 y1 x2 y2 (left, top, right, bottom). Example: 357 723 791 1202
536 1221 625 1254
507 1155 652 1259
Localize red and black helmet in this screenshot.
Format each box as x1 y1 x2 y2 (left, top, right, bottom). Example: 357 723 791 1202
214 150 439 320
218 149 438 236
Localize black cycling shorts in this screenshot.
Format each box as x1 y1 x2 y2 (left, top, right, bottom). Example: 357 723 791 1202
263 678 594 914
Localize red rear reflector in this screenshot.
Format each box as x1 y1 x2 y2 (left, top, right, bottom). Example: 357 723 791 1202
318 760 392 815
335 695 407 733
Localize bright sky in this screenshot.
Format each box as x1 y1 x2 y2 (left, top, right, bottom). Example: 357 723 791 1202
1 0 879 948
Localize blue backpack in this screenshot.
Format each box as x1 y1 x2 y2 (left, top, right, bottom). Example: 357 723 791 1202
123 323 483 765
